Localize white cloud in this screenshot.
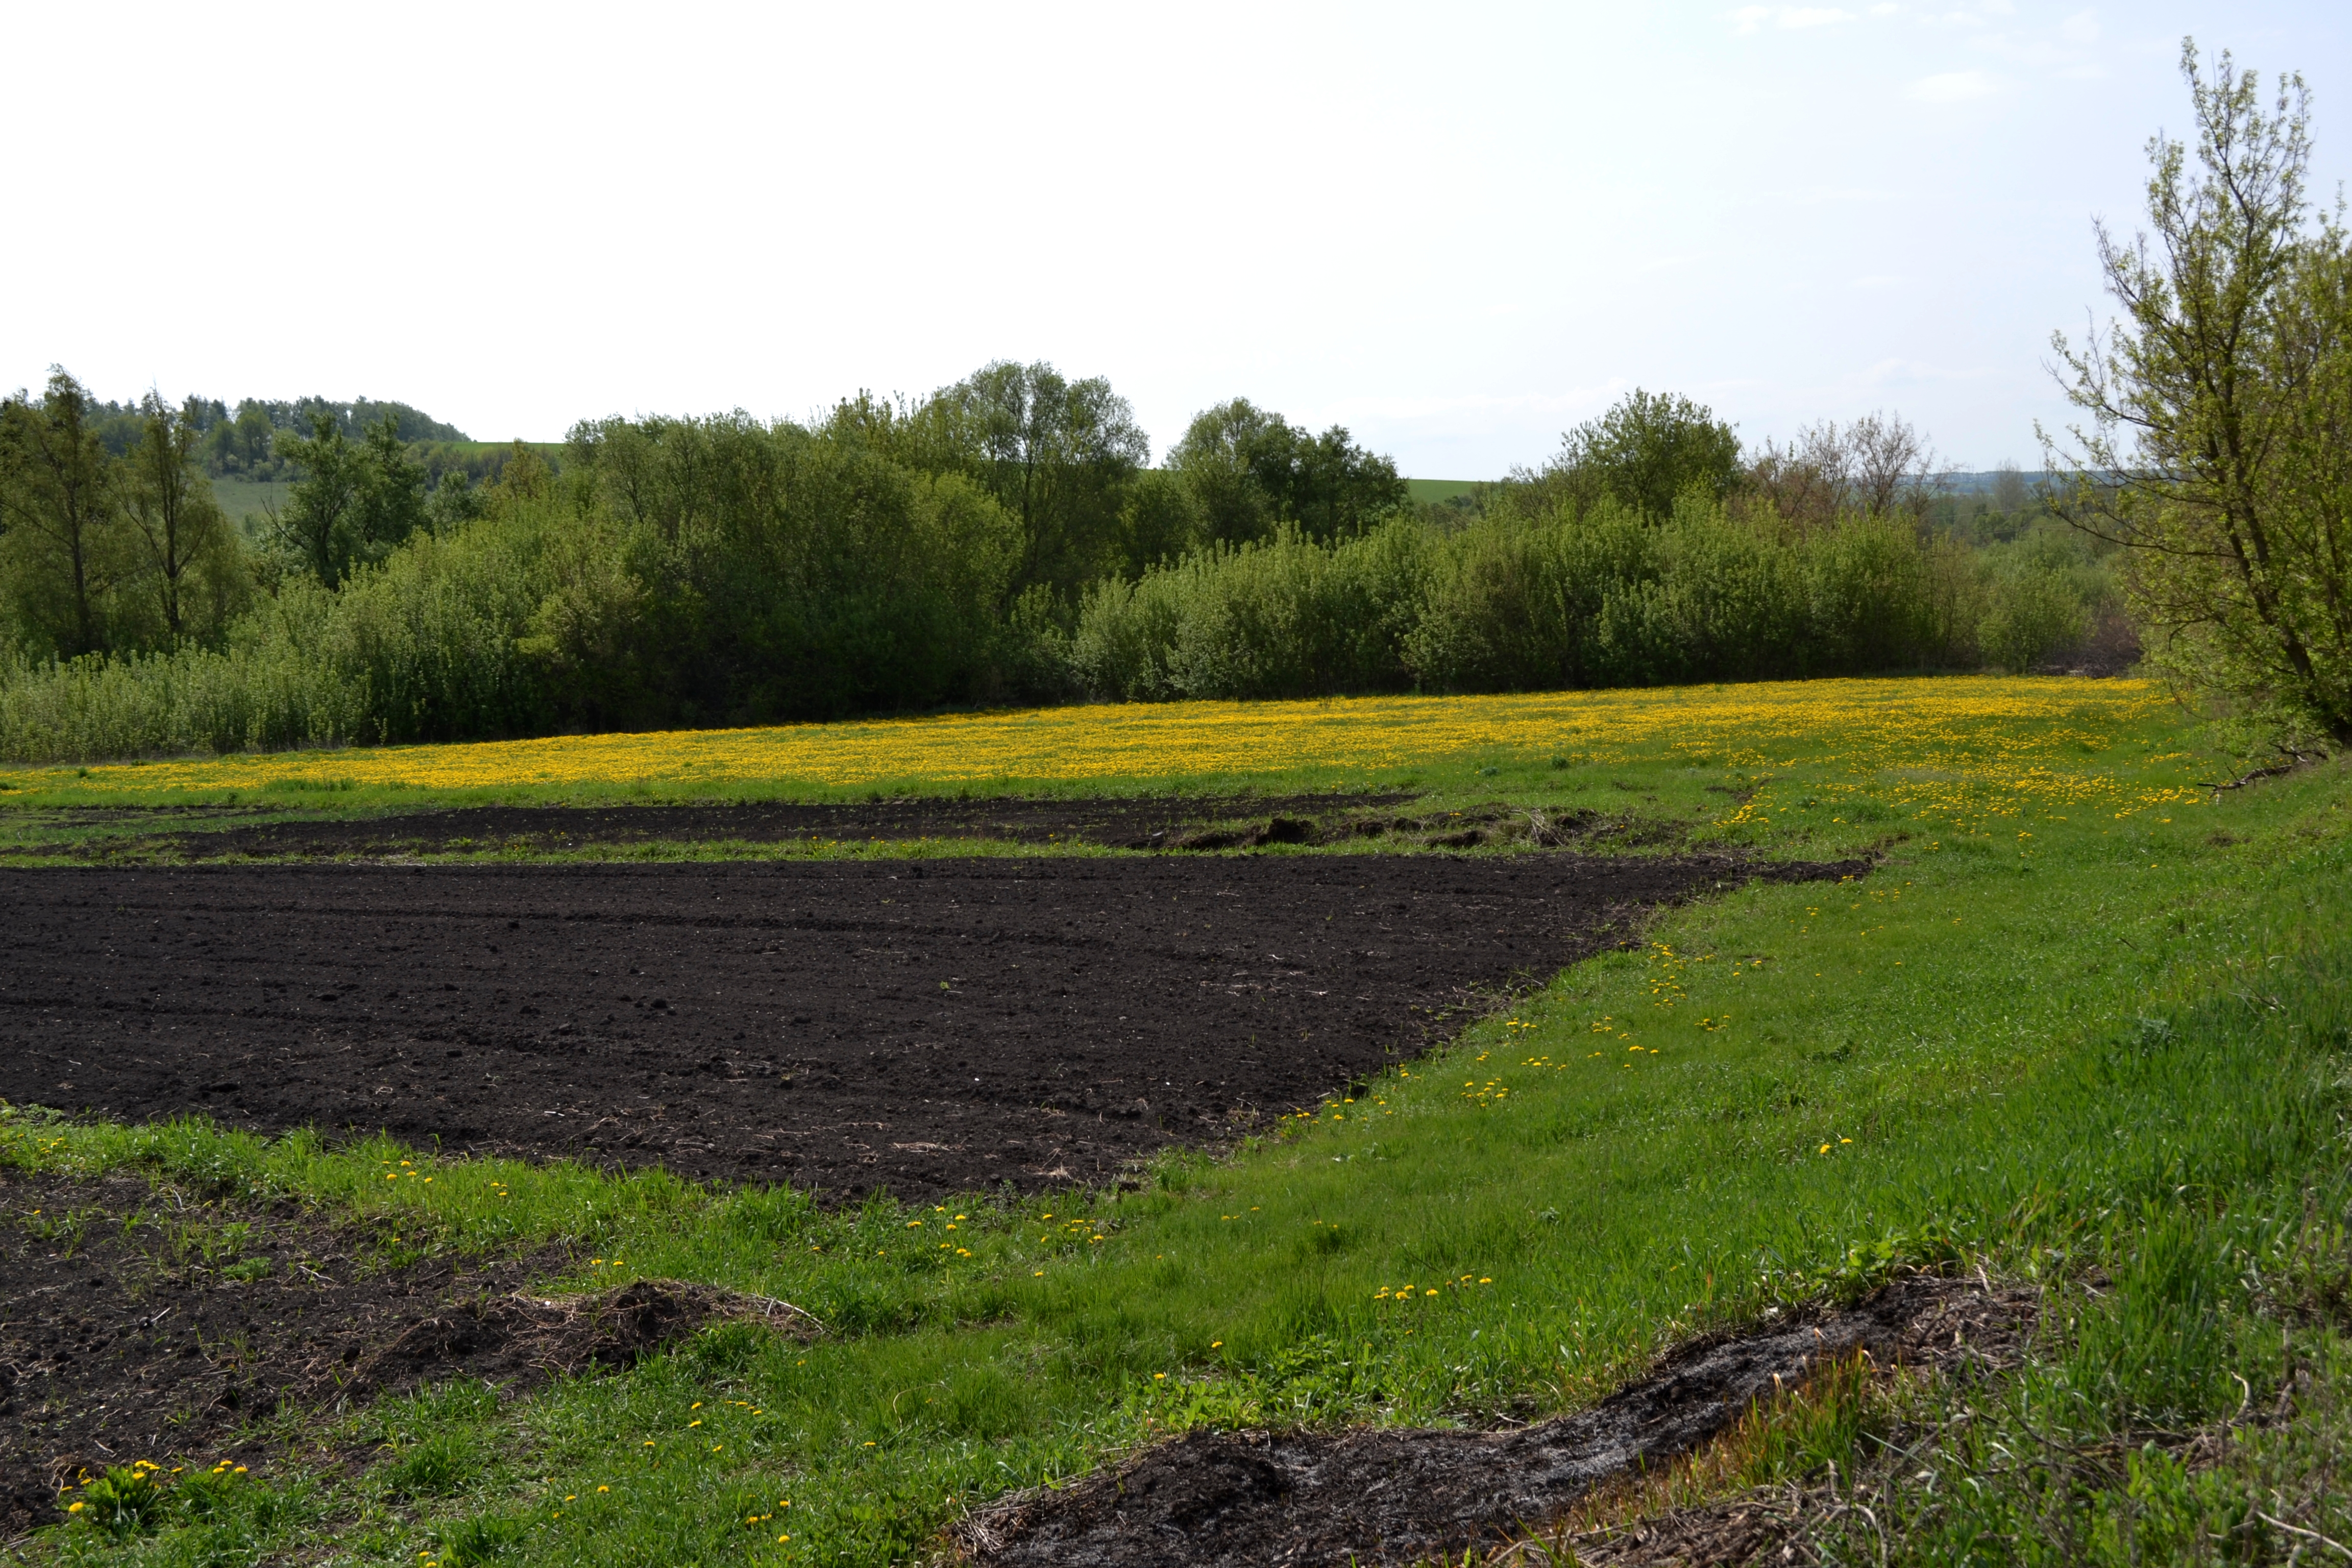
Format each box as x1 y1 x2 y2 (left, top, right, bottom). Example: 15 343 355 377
1846 357 1996 391
1756 184 1901 205
2059 9 2098 44
1908 68 2003 102
1730 5 1854 33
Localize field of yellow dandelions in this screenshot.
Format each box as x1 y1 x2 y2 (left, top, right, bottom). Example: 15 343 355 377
3 675 2202 828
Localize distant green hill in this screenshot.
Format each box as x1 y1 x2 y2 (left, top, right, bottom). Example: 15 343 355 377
210 477 290 533
1406 478 1483 505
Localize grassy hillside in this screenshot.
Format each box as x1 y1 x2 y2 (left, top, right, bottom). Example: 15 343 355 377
6 678 2348 1564
207 477 291 533
1404 477 1482 506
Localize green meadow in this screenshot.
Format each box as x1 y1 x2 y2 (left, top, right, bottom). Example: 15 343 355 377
6 681 2349 1564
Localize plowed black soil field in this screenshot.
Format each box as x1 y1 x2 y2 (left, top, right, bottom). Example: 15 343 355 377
0 854 1861 1201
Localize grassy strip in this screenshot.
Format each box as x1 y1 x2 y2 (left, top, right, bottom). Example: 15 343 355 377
5 689 2341 1565
0 675 2195 872
1512 931 2352 1566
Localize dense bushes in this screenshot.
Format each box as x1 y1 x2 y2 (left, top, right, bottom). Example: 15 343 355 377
1070 501 2114 701
1071 524 1432 699
0 438 1048 761
0 372 2130 764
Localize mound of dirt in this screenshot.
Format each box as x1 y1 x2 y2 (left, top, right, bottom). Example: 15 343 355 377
958 1279 2033 1568
0 852 1867 1202
0 1167 794 1535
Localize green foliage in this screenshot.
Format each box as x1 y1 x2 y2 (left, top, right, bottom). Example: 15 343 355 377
125 395 248 642
0 371 132 657
172 1465 244 1521
384 1431 484 1499
191 396 470 482
2051 41 2352 744
1980 560 2093 672
1077 499 2026 700
437 1511 530 1564
906 361 1149 604
1073 521 1431 699
202 400 280 477
1538 387 1745 520
1166 398 1408 547
0 373 251 663
1733 1352 1881 1488
272 413 431 589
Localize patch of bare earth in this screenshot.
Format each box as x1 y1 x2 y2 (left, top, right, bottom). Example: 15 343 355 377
0 1166 808 1536
954 1280 2035 1568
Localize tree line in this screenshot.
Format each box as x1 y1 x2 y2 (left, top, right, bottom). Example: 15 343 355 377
59 392 465 483
0 354 2128 763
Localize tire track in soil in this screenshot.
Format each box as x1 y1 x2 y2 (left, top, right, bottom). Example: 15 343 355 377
0 853 1863 1203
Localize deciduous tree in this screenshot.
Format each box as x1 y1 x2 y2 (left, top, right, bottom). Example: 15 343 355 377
919 361 1148 604
2048 40 2352 746
1167 399 1408 548
0 370 126 655
275 413 429 587
1553 389 1743 521
125 395 235 640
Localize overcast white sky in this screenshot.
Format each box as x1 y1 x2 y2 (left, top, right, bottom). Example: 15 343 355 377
4 2 2344 476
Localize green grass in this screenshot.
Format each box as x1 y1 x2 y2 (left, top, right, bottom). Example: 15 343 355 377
0 746 1767 863
7 690 2350 1564
1405 478 1484 506
207 477 290 531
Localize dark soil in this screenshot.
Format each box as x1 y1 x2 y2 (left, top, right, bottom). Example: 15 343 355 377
0 1166 762 1535
0 853 1863 1203
3 794 1682 865
957 1279 2036 1568
22 793 1423 861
